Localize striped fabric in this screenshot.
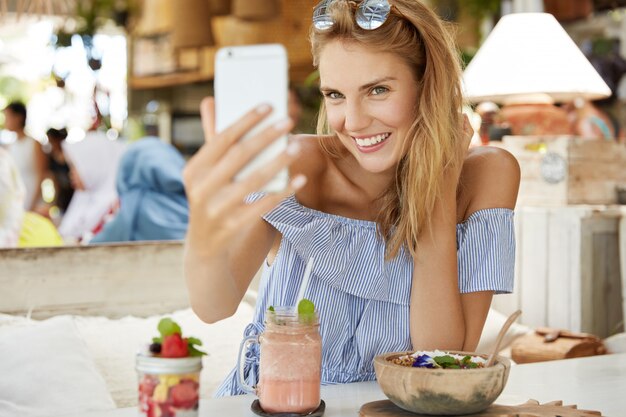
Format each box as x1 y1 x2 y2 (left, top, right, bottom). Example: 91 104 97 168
214 194 515 396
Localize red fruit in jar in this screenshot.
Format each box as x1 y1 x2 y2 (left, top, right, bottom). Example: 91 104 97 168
170 380 199 409
161 333 188 358
139 375 158 397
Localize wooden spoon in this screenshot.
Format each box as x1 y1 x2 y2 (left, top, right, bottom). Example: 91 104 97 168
485 309 522 367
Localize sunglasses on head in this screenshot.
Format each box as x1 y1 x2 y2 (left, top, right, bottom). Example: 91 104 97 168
313 0 392 31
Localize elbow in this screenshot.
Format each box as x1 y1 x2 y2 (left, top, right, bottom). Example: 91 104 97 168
189 301 237 325
410 333 465 352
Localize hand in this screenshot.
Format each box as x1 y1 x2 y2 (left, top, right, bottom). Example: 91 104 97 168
183 97 306 257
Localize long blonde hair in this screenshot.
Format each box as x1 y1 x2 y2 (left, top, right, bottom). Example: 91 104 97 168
310 0 464 259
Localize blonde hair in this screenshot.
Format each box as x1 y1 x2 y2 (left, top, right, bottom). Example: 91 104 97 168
310 0 464 259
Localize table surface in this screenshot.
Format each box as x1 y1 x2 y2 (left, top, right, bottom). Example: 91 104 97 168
70 353 626 417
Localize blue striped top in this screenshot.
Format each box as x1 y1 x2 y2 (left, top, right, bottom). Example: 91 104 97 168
214 194 515 396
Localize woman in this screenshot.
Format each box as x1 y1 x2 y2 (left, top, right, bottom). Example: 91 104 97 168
90 137 188 243
184 0 520 395
58 131 125 242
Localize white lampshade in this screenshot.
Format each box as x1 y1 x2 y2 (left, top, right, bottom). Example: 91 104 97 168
463 13 611 104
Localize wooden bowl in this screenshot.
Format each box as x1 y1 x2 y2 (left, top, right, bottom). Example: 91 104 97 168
373 351 511 415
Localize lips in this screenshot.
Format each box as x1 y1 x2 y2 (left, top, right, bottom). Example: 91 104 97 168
351 132 391 153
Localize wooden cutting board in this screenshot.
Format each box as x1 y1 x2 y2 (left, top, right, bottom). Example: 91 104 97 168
359 399 602 417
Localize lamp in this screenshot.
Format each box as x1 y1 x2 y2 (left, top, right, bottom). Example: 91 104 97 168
462 13 612 137
464 13 610 103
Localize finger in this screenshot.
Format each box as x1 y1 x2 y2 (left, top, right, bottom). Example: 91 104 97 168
184 104 274 184
205 142 303 213
204 118 294 191
192 133 299 210
200 97 216 144
225 175 308 228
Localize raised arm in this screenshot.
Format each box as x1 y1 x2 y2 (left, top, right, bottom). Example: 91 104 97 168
456 147 520 351
409 122 520 352
183 98 305 323
408 117 470 351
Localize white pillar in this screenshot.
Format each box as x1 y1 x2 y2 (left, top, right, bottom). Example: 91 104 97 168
513 0 544 13
501 0 513 16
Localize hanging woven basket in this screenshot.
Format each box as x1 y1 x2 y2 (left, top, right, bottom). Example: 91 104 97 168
232 0 280 21
171 0 215 48
208 0 231 16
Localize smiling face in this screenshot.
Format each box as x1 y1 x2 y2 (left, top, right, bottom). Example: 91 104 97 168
319 40 419 174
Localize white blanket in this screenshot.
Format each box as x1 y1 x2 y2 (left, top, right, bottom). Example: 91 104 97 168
0 301 255 412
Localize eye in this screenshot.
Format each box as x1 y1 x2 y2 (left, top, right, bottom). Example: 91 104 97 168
371 86 389 95
324 91 344 100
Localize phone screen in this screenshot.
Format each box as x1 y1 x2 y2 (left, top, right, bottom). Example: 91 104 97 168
215 44 289 192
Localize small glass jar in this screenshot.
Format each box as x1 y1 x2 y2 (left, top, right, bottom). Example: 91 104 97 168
238 307 322 414
136 353 202 417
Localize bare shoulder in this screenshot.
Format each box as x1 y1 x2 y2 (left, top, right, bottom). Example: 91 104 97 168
457 146 521 221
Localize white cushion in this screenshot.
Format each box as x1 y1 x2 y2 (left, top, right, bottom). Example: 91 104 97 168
0 316 116 417
604 332 626 354
73 303 255 407
476 308 532 355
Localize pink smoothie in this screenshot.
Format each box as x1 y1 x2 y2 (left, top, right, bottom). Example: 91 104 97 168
258 377 320 414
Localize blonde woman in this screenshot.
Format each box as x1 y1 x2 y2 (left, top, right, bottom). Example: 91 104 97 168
184 0 520 395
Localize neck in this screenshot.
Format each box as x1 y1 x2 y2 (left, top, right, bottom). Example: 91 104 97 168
336 152 396 206
14 129 26 139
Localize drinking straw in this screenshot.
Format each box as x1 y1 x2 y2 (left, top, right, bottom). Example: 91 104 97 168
296 257 314 304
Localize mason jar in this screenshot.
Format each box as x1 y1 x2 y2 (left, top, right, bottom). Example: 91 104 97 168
136 353 202 417
238 306 322 414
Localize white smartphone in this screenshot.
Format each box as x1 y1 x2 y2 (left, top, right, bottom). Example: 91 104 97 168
214 44 289 193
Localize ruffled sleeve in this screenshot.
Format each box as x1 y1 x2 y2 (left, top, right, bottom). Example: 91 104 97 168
456 208 515 294
252 194 413 306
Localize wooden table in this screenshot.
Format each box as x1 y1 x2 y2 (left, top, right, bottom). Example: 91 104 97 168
72 353 626 417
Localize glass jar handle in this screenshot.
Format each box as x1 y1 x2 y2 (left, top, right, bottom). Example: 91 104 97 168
237 334 258 395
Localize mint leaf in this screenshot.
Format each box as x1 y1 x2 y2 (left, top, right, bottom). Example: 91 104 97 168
158 318 181 338
297 299 315 315
188 344 207 357
187 337 202 346
268 306 275 312
434 355 456 367
434 355 455 364
152 336 163 344
297 299 316 325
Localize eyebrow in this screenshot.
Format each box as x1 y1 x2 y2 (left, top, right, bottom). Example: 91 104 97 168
319 76 397 93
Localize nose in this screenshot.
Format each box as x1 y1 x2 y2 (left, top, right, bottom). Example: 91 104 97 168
343 99 371 133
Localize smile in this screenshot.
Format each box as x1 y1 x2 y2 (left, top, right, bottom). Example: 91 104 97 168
352 132 391 148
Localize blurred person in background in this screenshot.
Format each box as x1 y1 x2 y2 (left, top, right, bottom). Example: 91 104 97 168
45 128 74 213
564 97 617 140
91 137 188 243
2 101 47 211
58 131 125 243
0 147 62 248
0 148 26 247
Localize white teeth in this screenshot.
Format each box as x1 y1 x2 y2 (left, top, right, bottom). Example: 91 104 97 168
354 133 390 147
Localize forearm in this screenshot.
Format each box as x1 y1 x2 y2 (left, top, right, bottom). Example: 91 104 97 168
409 188 465 350
184 246 245 324
184 217 274 323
